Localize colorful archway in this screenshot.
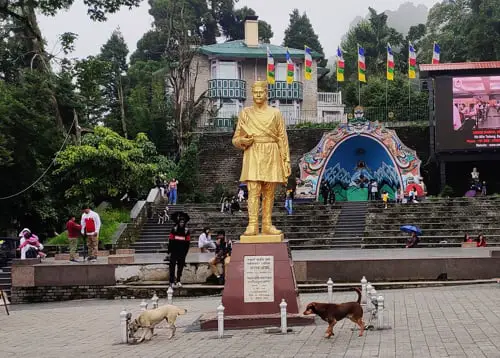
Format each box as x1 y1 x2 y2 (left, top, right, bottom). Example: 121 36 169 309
296 118 422 201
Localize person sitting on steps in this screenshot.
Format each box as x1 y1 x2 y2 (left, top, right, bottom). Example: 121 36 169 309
208 230 232 285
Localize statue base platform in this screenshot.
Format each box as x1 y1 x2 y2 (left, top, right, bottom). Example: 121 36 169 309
239 233 284 243
199 241 314 330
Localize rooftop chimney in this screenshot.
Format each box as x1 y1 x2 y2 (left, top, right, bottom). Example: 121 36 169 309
244 15 259 48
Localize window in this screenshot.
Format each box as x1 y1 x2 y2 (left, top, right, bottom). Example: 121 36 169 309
277 100 301 125
211 60 243 80
213 99 242 118
276 63 301 82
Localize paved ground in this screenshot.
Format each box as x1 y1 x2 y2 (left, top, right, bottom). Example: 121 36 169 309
2 284 500 357
39 248 499 265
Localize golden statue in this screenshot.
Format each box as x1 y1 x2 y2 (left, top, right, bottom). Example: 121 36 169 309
232 80 291 242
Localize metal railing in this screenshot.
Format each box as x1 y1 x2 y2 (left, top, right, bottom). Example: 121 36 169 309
113 187 163 249
195 104 429 132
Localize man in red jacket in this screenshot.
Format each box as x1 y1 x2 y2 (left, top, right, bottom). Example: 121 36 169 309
66 216 82 262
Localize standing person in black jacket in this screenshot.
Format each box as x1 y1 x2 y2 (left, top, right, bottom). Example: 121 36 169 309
167 212 191 288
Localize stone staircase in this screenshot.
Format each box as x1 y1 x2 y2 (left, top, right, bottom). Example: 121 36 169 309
363 197 500 247
130 202 342 253
0 261 12 299
330 202 368 248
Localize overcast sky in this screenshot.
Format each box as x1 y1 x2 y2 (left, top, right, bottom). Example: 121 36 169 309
38 0 441 62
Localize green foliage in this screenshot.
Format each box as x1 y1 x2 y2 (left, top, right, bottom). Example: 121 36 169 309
176 140 205 202
295 122 339 130
219 6 274 43
421 0 500 63
47 207 129 245
283 9 325 66
440 185 455 198
54 127 173 205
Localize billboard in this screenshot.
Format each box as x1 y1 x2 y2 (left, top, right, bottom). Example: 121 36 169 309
435 76 500 151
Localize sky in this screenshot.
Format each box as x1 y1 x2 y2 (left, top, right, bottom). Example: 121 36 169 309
38 0 441 62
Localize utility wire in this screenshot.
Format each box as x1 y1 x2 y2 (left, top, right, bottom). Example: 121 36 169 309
0 119 76 200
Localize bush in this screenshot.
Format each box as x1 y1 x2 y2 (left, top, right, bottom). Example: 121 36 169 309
440 185 454 198
47 207 130 246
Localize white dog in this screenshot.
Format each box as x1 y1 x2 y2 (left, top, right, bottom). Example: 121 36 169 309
129 304 187 343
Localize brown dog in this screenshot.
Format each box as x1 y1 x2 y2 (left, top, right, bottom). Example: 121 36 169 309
303 288 365 338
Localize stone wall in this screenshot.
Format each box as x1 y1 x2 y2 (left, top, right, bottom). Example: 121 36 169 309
11 286 109 304
197 126 436 196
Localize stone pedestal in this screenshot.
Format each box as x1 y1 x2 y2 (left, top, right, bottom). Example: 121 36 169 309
199 241 314 330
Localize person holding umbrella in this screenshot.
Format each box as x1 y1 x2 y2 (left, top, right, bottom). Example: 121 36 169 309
400 225 422 248
167 211 191 288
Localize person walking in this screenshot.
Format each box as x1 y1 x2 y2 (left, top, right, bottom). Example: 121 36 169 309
80 206 101 262
285 189 293 215
320 181 330 205
66 216 82 262
167 212 190 288
168 178 179 205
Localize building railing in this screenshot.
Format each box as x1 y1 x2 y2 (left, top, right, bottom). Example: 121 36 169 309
208 79 246 100
195 104 429 132
318 92 342 106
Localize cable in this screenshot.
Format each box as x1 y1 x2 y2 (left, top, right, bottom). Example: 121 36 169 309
0 119 75 200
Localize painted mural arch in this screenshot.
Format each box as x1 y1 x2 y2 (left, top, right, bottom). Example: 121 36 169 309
296 120 422 201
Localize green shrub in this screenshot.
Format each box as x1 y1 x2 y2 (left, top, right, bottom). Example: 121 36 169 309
47 207 130 246
440 185 454 198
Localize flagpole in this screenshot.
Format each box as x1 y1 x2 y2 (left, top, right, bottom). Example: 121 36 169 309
357 44 361 105
386 80 388 116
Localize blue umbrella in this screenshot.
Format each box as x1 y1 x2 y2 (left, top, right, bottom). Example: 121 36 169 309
400 225 422 235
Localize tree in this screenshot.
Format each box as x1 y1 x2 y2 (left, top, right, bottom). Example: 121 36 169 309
54 127 173 205
126 60 175 152
0 72 63 236
0 0 143 133
99 29 129 137
421 0 500 63
340 9 404 81
283 9 325 66
74 56 110 126
219 6 274 43
152 0 208 155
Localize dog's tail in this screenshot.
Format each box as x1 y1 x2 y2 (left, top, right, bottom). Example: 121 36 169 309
353 287 362 304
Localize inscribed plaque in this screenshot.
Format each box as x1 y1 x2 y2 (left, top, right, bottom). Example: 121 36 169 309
243 256 274 303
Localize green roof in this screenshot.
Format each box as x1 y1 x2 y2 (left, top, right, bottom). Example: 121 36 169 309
199 40 323 60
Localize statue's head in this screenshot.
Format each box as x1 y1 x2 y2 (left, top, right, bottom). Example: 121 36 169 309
252 80 268 105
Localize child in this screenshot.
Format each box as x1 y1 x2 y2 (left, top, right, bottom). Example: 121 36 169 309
382 191 389 209
237 188 245 202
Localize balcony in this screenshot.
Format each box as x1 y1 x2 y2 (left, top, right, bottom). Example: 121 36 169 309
208 79 246 100
318 92 342 106
268 81 303 101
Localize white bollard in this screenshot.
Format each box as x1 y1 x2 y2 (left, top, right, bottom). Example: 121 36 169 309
377 295 384 329
151 293 159 309
167 286 174 305
360 276 368 305
120 308 128 344
280 299 288 334
327 278 334 303
366 284 373 310
140 299 148 311
217 304 225 339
